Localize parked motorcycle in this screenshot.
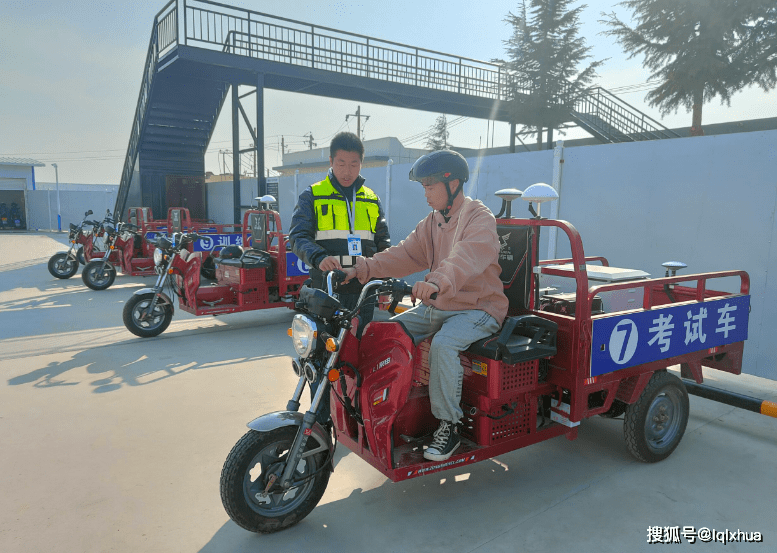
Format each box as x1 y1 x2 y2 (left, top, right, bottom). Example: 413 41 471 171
10 202 23 229
47 210 99 279
0 203 8 229
220 272 423 533
81 219 140 290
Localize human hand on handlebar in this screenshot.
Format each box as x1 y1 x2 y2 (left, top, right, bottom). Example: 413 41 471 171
342 267 357 284
411 281 439 303
318 256 342 272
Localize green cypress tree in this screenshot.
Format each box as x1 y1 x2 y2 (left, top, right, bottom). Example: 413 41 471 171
601 0 777 136
497 0 605 149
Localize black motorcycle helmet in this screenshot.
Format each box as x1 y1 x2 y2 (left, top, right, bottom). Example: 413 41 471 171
200 254 217 280
219 245 243 259
408 150 470 216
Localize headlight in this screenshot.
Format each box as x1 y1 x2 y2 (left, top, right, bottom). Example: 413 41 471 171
291 314 318 358
153 247 164 266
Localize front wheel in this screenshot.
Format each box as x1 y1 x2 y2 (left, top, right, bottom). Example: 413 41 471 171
123 292 173 337
82 260 116 290
76 246 86 265
48 252 78 279
220 427 331 534
624 371 689 463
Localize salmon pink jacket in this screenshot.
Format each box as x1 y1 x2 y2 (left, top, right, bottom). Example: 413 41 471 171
354 194 508 325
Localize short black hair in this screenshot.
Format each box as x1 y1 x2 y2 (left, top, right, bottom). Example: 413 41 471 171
330 132 364 161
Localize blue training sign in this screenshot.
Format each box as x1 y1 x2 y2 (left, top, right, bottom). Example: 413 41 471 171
144 232 243 252
590 295 750 377
286 251 310 277
145 232 311 277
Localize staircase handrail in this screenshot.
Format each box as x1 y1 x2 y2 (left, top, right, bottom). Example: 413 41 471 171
183 0 506 99
116 0 177 215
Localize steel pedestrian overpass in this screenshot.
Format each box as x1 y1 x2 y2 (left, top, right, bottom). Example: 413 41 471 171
116 0 679 221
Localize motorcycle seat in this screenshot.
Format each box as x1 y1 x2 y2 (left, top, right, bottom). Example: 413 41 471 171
217 250 272 270
465 314 557 364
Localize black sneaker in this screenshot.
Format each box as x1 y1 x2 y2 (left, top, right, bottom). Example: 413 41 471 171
423 420 461 461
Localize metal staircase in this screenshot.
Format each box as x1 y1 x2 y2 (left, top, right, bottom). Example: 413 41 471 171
116 1 229 217
116 0 680 216
569 87 680 143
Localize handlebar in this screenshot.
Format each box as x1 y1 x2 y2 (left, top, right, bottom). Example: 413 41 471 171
325 271 436 317
153 231 203 251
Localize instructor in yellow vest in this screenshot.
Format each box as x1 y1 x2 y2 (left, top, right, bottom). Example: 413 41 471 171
289 131 391 324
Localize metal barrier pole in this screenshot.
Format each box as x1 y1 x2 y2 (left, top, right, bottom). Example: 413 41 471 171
684 380 777 419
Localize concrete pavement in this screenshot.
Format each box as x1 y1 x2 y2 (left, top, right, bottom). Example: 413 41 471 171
1 233 775 553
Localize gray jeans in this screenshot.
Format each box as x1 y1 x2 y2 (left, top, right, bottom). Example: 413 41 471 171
391 304 500 424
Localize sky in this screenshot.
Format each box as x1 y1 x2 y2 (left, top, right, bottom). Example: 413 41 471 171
1 0 775 185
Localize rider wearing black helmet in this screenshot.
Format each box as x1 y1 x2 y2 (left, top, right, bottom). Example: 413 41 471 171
344 149 508 462
408 149 470 218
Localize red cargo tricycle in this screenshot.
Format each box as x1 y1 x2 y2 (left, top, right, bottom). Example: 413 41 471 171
47 210 110 279
80 206 234 290
218 185 751 534
81 220 153 290
122 208 308 337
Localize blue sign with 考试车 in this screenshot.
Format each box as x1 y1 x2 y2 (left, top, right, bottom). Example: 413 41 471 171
590 294 750 377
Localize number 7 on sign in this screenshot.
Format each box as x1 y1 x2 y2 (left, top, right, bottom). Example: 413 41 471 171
608 320 639 365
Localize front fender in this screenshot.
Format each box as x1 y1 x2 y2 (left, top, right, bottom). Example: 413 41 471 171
133 288 175 314
247 410 333 457
55 250 76 259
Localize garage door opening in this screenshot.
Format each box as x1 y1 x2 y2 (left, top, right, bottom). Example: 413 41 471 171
0 189 27 231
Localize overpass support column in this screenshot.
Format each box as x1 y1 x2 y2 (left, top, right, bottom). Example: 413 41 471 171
232 84 241 224
256 73 266 198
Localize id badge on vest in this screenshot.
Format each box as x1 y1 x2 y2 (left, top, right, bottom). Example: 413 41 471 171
347 234 362 256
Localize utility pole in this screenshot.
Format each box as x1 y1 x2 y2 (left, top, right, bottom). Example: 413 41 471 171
306 132 316 150
346 105 370 140
52 163 61 232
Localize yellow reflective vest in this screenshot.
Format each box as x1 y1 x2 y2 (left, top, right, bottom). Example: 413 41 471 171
311 176 381 245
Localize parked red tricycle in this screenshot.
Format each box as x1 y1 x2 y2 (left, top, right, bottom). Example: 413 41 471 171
80 206 236 290
122 208 308 337
218 185 751 534
47 210 110 279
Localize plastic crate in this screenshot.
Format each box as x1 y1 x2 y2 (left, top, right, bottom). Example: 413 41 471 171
460 393 532 446
240 267 266 284
462 355 538 400
239 288 268 306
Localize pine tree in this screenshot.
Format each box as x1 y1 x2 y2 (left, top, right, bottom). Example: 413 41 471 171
497 0 605 149
601 0 777 136
426 114 450 150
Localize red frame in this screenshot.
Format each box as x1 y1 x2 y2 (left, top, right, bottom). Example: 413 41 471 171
173 208 307 316
327 215 750 482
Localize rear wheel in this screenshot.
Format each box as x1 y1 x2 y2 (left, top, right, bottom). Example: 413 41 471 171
48 252 78 279
220 427 331 534
82 260 116 290
122 292 173 338
624 371 689 463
